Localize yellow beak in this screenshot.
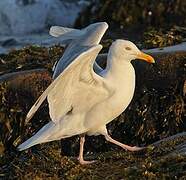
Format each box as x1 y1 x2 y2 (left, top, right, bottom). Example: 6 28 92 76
137 52 155 63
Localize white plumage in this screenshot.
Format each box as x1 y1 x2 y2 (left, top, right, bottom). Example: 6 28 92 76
18 23 155 165
50 22 108 78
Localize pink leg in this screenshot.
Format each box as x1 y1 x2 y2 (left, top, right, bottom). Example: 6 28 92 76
104 134 144 151
78 135 95 165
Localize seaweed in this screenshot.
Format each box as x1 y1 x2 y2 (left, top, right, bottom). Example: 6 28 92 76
143 27 183 48
77 0 186 29
0 33 185 179
0 45 64 75
76 0 186 47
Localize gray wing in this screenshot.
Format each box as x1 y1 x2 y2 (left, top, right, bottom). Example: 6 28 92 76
53 51 107 79
53 44 91 78
51 23 108 79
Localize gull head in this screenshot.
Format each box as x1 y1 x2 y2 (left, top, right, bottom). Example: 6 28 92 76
111 39 155 63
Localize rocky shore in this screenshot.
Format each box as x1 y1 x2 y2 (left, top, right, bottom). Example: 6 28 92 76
0 43 185 179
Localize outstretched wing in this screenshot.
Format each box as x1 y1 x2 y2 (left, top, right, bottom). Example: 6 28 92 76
47 45 110 122
52 45 91 79
25 46 94 124
25 76 58 124
25 45 110 124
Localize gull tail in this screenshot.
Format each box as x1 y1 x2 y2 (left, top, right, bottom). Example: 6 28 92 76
18 121 56 151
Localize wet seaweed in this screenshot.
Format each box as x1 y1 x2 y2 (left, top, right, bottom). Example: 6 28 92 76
0 45 185 179
0 45 64 75
142 27 184 48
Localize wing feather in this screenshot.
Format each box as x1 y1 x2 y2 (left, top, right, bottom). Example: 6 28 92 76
47 45 109 122
49 26 84 39
25 79 58 124
26 45 110 124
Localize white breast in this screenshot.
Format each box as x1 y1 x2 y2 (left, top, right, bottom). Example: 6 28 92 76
84 62 136 130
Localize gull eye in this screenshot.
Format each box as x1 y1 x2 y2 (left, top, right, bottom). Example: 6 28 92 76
125 47 132 51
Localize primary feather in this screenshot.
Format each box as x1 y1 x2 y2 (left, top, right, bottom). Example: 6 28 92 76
52 22 108 79
49 26 83 38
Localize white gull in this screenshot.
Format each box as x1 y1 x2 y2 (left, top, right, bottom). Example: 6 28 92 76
18 39 155 165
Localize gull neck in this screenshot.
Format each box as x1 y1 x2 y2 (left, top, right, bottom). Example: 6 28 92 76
104 46 134 80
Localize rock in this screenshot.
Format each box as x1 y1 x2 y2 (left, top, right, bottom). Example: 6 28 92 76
144 42 186 54
0 68 51 86
151 132 186 155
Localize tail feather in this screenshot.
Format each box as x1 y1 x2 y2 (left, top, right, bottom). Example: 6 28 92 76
18 115 87 151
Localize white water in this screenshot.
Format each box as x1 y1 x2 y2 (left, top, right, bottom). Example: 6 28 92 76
0 0 88 35
0 0 90 54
